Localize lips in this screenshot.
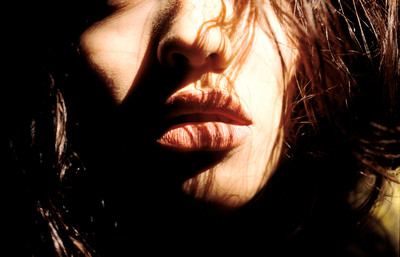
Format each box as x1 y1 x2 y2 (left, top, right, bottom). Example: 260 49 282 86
157 91 253 151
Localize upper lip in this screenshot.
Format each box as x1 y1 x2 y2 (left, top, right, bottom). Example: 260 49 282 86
162 90 253 125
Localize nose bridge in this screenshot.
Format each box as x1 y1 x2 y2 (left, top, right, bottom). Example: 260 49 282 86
157 0 232 71
177 0 224 29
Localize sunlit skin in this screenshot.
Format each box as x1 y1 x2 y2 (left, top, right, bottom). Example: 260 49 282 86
80 0 297 210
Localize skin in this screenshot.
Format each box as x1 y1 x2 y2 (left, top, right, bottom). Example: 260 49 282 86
79 0 296 211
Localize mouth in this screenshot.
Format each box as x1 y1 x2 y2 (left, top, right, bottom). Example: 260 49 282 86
157 91 253 151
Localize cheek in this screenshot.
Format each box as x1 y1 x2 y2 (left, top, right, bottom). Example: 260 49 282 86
235 25 296 178
236 28 287 138
79 6 155 103
83 49 145 103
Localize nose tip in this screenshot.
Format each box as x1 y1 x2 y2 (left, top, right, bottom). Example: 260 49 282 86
157 28 232 72
157 1 233 74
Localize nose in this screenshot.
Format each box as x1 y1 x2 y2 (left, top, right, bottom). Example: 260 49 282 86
157 2 233 73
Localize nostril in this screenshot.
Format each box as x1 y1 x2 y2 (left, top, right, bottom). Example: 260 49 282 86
209 53 218 59
208 52 231 72
171 53 189 68
208 52 222 63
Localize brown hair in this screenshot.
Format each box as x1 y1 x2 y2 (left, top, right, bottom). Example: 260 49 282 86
4 0 399 256
277 0 399 185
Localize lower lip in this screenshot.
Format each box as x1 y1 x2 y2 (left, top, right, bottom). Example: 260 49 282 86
157 122 251 151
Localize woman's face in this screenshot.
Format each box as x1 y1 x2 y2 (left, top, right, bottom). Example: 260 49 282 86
79 0 296 210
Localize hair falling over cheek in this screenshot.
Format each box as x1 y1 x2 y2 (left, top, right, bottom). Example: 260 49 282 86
196 0 257 87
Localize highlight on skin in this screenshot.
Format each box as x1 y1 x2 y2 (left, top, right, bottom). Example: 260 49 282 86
79 0 296 210
7 0 399 256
